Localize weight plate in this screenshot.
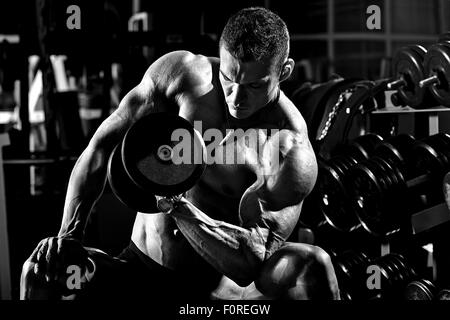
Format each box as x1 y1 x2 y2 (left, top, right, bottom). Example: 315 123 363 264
437 289 450 300
122 113 206 197
343 133 384 160
348 160 400 237
392 45 428 108
107 143 158 213
410 139 445 187
404 279 436 300
318 163 360 232
374 134 416 177
423 43 450 107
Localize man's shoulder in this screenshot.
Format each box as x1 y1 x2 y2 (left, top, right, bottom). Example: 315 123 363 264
277 91 308 135
150 50 217 77
143 50 218 96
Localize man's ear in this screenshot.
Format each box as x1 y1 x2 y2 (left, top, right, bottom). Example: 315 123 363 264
279 58 295 82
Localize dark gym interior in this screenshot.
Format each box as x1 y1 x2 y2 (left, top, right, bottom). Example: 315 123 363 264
1 0 450 303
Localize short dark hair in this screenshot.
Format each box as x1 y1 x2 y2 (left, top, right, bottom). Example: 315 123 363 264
219 7 290 71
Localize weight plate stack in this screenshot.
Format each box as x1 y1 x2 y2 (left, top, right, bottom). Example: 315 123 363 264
347 156 406 237
331 250 372 300
317 155 361 232
371 253 417 300
372 133 416 178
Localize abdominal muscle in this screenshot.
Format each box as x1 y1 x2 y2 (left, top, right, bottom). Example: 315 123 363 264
130 176 243 287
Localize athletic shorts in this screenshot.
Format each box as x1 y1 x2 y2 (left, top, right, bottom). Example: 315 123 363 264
79 241 214 300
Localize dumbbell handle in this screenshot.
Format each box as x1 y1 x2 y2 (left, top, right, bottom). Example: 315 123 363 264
419 75 439 88
406 172 432 189
387 78 406 90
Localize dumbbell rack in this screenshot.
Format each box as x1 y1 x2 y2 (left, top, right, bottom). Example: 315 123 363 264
368 96 450 283
372 90 450 134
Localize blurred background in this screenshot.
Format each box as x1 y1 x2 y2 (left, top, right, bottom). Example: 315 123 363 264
1 0 450 300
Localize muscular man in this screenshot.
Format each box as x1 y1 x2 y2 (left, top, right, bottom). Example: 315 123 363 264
21 7 339 300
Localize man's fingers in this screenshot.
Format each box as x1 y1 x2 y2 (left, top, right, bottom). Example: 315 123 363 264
45 237 58 281
29 239 45 262
35 239 49 277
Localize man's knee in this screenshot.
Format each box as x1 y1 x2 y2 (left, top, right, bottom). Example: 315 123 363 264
255 243 340 300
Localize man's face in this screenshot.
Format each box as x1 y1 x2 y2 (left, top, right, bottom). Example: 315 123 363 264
219 46 281 119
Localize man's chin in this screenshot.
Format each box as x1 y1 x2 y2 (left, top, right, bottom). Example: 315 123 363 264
227 106 252 119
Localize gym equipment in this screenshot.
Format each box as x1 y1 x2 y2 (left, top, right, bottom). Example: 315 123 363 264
436 288 450 300
404 278 437 300
331 250 372 300
331 251 417 300
348 133 450 237
333 133 384 161
371 133 416 177
420 42 450 107
387 45 437 109
370 253 417 299
302 134 383 231
107 112 206 213
444 172 450 211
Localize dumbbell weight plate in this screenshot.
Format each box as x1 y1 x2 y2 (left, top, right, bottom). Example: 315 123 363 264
423 43 450 107
318 163 361 232
348 159 403 237
332 250 371 299
122 113 207 197
431 133 450 166
107 143 158 213
392 45 428 108
436 289 450 300
410 137 449 204
373 134 416 177
404 279 437 300
335 133 383 160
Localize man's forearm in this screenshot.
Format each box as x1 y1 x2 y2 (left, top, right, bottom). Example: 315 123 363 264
169 199 269 286
58 145 109 240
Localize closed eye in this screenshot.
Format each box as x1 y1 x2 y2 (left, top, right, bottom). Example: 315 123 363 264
220 70 232 82
248 83 263 89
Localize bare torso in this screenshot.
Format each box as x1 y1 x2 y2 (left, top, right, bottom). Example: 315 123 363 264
130 54 302 290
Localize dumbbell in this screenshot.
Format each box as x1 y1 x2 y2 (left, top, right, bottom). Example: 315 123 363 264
347 133 450 237
370 253 417 300
419 40 450 107
330 249 373 300
387 45 438 109
332 251 417 300
107 112 206 213
404 278 438 300
301 134 383 231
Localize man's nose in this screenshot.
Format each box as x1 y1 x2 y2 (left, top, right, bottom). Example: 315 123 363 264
230 84 246 106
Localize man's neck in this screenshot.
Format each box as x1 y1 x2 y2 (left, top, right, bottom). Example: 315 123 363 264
227 90 281 130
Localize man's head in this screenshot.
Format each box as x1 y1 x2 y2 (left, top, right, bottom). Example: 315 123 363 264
219 7 294 119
